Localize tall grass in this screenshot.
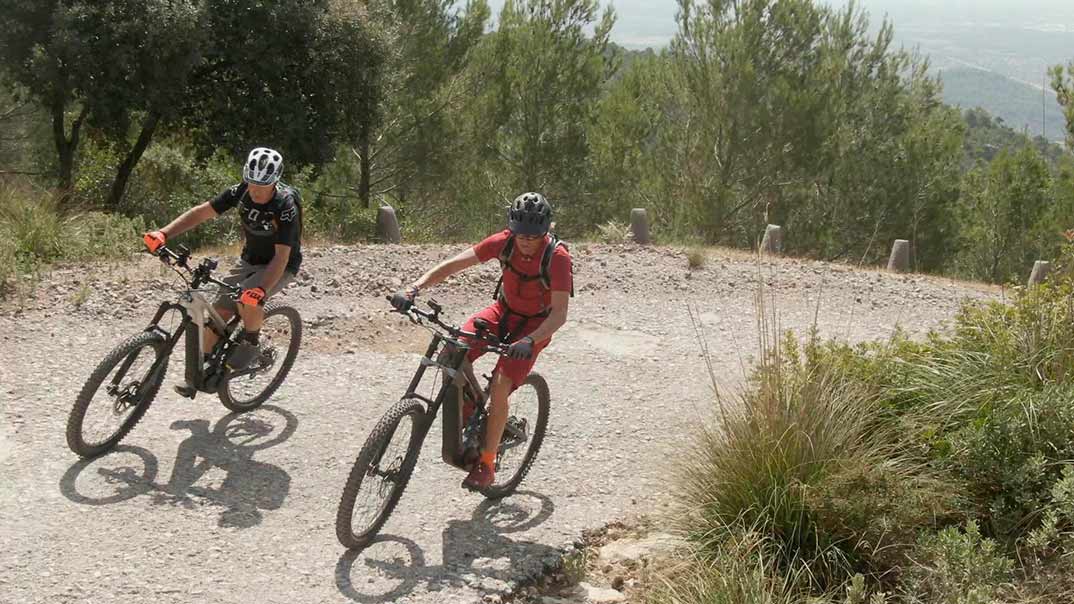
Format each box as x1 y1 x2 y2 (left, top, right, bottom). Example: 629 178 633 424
660 257 1074 603
677 300 936 595
645 531 820 604
0 181 143 295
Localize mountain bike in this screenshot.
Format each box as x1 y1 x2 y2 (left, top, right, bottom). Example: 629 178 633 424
335 299 550 550
65 244 302 458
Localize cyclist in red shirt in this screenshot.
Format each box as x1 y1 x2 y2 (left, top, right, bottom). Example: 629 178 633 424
391 192 572 489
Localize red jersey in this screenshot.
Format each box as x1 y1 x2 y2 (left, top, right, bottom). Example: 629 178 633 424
473 230 573 316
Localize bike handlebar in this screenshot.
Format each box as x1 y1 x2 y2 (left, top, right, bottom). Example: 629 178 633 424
388 297 510 355
152 244 241 294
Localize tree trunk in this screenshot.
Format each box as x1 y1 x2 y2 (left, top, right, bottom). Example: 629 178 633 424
358 126 371 209
51 99 87 197
108 112 161 208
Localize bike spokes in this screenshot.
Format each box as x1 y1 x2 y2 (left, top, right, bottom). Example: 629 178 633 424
349 412 417 533
83 346 157 447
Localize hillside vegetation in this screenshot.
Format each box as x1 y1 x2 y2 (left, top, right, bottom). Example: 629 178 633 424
0 0 1073 291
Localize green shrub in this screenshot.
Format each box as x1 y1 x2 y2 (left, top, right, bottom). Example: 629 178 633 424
120 143 238 250
302 191 378 243
687 248 706 269
0 181 142 295
1027 465 1074 556
944 387 1074 539
905 521 1013 604
72 138 123 206
677 327 934 591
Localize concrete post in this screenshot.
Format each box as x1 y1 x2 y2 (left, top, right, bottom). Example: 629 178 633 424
630 208 650 244
760 225 783 255
376 205 402 244
887 239 911 272
1029 260 1051 286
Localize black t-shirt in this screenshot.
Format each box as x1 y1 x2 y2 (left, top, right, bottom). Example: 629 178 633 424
210 182 303 273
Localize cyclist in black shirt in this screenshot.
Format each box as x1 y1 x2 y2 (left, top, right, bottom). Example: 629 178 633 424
143 147 302 374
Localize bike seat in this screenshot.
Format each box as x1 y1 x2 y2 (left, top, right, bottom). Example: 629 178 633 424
473 318 492 332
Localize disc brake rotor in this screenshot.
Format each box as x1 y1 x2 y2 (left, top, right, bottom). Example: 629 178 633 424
111 382 142 414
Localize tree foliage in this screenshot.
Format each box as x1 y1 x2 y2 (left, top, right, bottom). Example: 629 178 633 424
352 0 489 208
0 0 386 206
459 0 616 228
954 147 1055 283
1052 61 1074 151
2 0 1074 285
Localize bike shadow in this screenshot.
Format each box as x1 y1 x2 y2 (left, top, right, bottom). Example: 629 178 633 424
335 490 561 603
59 405 298 529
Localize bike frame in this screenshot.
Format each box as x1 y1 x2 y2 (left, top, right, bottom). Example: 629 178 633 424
119 245 252 397
387 301 530 472
141 290 238 392
402 332 486 470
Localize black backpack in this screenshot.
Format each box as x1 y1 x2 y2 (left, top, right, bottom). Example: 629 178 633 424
492 235 574 313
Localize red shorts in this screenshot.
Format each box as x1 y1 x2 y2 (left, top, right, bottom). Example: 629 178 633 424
462 302 550 388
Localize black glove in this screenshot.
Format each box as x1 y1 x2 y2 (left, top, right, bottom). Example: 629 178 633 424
507 336 535 360
390 287 417 312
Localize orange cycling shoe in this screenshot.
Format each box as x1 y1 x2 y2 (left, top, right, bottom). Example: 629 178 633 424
462 461 495 490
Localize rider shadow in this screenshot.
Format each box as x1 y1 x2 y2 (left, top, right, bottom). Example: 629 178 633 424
59 405 297 529
335 491 561 603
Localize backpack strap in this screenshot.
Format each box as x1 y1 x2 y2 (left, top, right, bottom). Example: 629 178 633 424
492 235 516 301
539 236 574 297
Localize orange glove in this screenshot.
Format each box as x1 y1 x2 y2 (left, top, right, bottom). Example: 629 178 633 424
143 230 166 253
239 287 266 306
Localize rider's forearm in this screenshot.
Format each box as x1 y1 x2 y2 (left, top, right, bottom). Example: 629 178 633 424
160 203 215 239
526 307 567 344
258 247 291 292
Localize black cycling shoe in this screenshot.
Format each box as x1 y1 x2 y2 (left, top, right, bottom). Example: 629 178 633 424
173 384 197 399
226 342 258 371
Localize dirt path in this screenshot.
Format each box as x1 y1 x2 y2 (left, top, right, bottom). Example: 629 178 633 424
0 243 998 603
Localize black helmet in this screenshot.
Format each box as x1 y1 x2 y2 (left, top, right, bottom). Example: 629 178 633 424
507 192 552 236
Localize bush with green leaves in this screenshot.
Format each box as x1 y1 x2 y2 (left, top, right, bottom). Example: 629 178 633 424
904 521 1013 604
672 263 1074 602
0 180 143 294
678 326 947 592
119 142 238 250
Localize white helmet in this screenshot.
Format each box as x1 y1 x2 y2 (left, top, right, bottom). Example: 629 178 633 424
242 147 283 186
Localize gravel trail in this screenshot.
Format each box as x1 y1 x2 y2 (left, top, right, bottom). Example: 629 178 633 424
0 243 998 603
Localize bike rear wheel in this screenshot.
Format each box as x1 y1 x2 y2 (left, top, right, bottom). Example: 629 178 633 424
66 331 169 458
480 372 550 500
219 303 302 413
336 398 427 550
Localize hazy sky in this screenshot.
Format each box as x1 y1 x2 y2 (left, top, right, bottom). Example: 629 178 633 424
483 0 1074 48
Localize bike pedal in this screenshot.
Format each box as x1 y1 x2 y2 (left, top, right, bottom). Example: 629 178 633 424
173 384 197 399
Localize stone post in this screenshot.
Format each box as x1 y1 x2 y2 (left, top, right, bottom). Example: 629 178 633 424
630 208 650 244
760 225 783 255
887 239 911 272
1028 260 1051 286
376 205 402 244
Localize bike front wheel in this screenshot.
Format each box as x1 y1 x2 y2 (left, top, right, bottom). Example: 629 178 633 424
335 398 427 550
66 331 169 458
